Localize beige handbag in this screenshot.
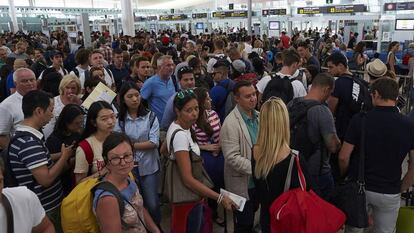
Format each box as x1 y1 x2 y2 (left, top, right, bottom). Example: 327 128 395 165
163 129 214 203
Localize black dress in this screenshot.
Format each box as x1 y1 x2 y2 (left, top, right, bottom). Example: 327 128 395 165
46 131 81 196
252 153 310 233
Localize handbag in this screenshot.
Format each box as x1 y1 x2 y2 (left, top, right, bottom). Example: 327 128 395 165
331 114 368 228
163 129 214 203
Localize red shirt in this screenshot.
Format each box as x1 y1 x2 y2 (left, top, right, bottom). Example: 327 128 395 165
281 35 290 49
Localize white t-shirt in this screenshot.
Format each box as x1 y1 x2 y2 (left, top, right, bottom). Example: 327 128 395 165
70 66 90 89
38 66 68 80
0 92 23 136
166 122 200 160
43 95 65 140
0 187 45 233
74 136 105 174
255 72 307 98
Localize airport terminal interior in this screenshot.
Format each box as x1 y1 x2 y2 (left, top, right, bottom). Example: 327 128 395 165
1 0 414 233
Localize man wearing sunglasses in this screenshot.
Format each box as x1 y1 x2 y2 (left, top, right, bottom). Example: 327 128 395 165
210 59 236 122
160 66 195 131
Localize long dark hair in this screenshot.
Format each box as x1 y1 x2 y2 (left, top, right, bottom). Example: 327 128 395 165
81 101 113 141
193 88 214 137
388 41 399 52
53 104 84 137
118 81 148 126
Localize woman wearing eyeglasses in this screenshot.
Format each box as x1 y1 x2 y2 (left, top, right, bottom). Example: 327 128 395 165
166 89 237 233
93 132 160 233
114 81 162 227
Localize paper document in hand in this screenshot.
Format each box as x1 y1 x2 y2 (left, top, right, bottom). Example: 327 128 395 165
220 188 247 212
81 82 116 110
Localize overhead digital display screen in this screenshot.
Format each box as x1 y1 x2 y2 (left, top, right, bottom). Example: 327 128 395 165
212 10 248 18
262 9 287 16
268 21 280 30
395 19 414 30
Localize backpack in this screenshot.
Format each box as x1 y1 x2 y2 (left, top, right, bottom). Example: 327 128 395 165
1 131 43 188
269 153 346 233
345 74 372 113
288 99 322 161
78 139 95 176
217 79 236 119
261 74 294 104
61 179 128 233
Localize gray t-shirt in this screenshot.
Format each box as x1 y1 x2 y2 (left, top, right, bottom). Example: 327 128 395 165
289 98 337 175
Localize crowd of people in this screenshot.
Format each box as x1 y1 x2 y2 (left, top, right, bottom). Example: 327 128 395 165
0 27 414 233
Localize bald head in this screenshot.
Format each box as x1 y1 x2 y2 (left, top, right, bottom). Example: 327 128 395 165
13 68 37 95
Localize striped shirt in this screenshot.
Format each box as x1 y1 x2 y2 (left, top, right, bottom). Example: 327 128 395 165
9 128 63 213
192 110 221 145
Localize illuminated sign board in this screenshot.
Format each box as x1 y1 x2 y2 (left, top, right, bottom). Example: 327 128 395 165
212 10 248 18
262 9 287 16
385 2 414 11
327 4 366 14
298 4 365 14
159 14 188 21
297 7 325 14
192 13 208 19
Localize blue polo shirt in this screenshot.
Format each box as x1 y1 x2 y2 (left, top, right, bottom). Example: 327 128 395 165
140 74 176 122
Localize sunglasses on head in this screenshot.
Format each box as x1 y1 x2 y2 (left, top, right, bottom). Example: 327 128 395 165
175 89 195 100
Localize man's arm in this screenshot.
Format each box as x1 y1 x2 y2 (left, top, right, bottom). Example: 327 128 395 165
338 142 355 177
32 216 55 233
220 119 252 175
31 144 73 187
327 96 339 115
401 150 414 192
0 135 10 150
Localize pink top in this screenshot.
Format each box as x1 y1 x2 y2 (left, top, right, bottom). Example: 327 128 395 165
192 110 221 145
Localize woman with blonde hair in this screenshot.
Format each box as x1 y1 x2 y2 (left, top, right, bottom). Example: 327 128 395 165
43 74 82 139
252 97 309 233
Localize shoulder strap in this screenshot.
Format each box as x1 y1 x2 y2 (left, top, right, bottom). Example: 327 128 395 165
147 111 156 139
118 120 126 133
79 139 94 166
283 154 295 192
2 193 14 233
169 129 184 156
93 181 151 232
358 113 367 186
72 68 80 77
93 181 125 220
105 67 114 79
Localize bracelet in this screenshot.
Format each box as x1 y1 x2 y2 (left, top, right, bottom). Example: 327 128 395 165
217 193 224 204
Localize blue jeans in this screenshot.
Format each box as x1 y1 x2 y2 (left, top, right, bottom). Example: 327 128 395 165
133 167 161 225
186 203 204 233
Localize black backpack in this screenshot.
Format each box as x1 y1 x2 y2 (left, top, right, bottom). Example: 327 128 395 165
288 99 322 161
1 131 42 188
262 74 294 104
345 74 372 113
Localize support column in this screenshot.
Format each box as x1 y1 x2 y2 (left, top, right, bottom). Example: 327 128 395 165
247 0 252 35
8 0 19 33
80 13 92 48
120 0 134 36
